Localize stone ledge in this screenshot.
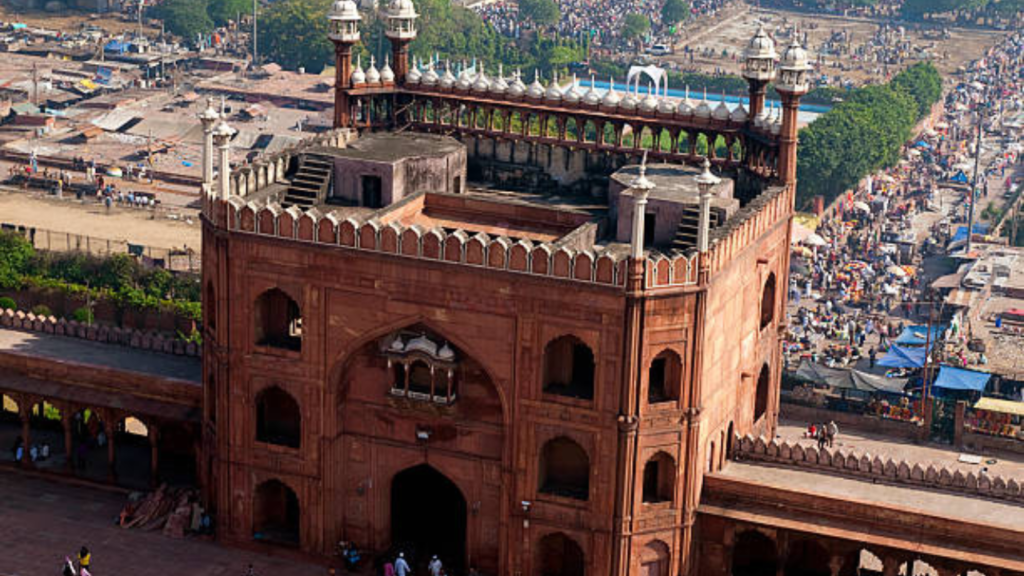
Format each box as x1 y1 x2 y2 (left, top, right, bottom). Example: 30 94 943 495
0 308 201 358
731 433 1024 504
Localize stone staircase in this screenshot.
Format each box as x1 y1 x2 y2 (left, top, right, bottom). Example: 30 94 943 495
672 204 721 252
281 153 333 209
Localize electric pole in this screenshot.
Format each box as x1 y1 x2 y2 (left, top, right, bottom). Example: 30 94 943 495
32 64 38 106
966 90 984 255
252 0 258 68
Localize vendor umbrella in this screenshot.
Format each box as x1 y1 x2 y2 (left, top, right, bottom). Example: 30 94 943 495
887 265 907 278
805 233 828 247
853 201 871 212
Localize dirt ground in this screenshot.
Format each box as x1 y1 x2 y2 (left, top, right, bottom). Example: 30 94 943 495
0 189 201 250
0 5 161 37
661 4 1006 86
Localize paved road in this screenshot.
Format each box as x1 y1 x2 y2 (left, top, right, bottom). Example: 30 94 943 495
0 469 325 576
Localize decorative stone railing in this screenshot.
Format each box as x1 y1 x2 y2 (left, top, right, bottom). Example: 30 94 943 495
731 434 1024 504
0 309 200 358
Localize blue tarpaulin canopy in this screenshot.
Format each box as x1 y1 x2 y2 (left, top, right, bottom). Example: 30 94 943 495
950 170 969 183
915 140 933 149
951 223 990 244
933 366 991 392
104 39 129 53
878 343 929 368
895 325 946 346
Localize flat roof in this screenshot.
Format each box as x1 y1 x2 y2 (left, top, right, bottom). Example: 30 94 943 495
0 328 200 384
313 132 464 163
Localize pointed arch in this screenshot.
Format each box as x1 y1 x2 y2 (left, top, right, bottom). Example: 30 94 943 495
254 288 302 351
648 349 682 404
583 120 598 143
755 363 770 422
542 335 595 400
537 532 584 576
253 478 300 545
539 436 590 500
761 272 777 330
255 385 301 448
642 451 675 503
733 530 777 576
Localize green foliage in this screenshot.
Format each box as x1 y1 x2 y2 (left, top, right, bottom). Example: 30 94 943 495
207 0 252 26
891 62 943 119
72 307 94 324
796 64 943 210
178 328 204 345
519 0 561 27
259 0 333 73
902 0 988 18
149 0 215 40
0 232 34 290
0 296 16 310
622 13 651 42
661 0 689 25
30 305 52 317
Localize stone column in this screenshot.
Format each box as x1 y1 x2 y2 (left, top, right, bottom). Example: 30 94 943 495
198 100 219 190
105 420 116 482
777 92 801 185
149 425 160 488
213 120 236 201
62 410 73 472
19 405 31 466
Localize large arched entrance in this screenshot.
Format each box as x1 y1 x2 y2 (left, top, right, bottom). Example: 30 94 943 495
390 464 467 575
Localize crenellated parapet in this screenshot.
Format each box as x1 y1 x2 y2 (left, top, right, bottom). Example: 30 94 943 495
732 434 1024 505
207 196 640 287
705 183 791 277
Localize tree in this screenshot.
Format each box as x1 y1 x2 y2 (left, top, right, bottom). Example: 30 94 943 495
259 0 333 72
0 232 33 289
661 0 689 26
207 0 252 26
519 0 561 27
149 0 214 41
622 13 651 43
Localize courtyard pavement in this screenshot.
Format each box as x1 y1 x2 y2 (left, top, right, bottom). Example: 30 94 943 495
0 469 325 576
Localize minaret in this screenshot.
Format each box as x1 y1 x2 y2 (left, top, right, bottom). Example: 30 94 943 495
327 0 362 128
775 37 811 186
212 119 236 201
197 98 220 194
629 152 655 260
695 157 721 254
385 0 418 83
742 24 777 121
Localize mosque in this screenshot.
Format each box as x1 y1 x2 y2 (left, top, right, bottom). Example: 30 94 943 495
199 1 821 574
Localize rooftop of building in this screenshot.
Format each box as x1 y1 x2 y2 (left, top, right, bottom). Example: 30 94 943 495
0 327 200 384
312 132 463 163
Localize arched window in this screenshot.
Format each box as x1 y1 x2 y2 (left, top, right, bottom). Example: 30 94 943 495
733 530 778 576
255 386 301 448
253 479 300 545
755 364 770 422
408 360 432 395
760 272 776 330
708 441 717 473
542 335 595 400
642 452 675 503
538 437 589 501
648 349 681 404
640 540 671 576
537 532 584 576
254 288 302 351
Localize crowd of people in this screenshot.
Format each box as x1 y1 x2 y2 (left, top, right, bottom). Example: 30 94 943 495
472 0 731 50
784 29 1023 384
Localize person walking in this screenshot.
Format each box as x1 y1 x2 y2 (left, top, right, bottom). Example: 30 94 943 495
828 421 839 448
428 555 443 576
77 546 91 573
394 552 411 576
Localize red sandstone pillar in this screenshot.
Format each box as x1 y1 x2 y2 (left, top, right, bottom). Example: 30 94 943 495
333 42 353 129
748 79 768 121
19 406 31 466
776 92 801 186
62 411 73 472
149 426 160 488
105 420 116 482
610 258 645 576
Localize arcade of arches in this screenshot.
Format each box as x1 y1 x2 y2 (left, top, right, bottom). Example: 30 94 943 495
718 525 1015 576
0 392 198 489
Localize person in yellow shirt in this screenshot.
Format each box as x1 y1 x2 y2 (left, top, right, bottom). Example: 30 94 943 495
78 546 91 572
